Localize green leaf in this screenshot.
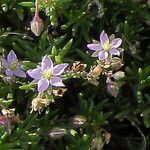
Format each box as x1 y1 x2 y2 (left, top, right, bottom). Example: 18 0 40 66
17 39 33 51
22 61 37 71
76 49 91 63
55 55 62 64
143 115 150 128
19 84 34 90
59 39 73 58
51 46 57 57
39 31 48 50
18 2 34 7
12 42 25 56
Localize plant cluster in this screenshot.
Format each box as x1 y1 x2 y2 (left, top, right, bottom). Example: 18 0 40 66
0 0 150 150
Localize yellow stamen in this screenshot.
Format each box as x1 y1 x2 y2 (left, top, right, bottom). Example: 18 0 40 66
43 69 52 80
9 60 18 70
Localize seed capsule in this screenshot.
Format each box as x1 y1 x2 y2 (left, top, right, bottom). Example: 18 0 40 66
48 127 66 139
71 62 87 73
52 88 67 97
92 65 102 77
112 71 125 80
31 97 50 113
91 137 104 150
107 82 119 97
110 57 123 70
70 115 86 127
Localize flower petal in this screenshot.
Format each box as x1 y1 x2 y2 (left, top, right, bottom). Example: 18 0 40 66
14 69 26 78
50 76 65 87
27 68 42 79
38 79 49 92
87 44 102 51
111 38 122 48
91 50 101 57
100 30 108 45
53 63 68 75
5 69 13 76
7 50 17 64
109 48 120 56
98 51 108 60
2 59 9 68
41 55 53 71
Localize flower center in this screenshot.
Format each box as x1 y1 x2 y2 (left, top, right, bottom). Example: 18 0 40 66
43 69 52 80
102 41 111 51
8 60 18 70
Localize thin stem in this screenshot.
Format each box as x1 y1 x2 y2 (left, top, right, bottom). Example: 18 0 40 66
35 0 38 14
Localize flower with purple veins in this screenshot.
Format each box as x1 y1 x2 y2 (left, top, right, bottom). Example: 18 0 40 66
2 50 26 78
87 30 122 60
27 55 68 92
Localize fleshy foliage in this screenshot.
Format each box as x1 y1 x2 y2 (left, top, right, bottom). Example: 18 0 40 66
0 0 149 150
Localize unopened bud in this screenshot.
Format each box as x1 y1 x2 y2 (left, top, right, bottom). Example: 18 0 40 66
70 115 86 127
110 57 123 70
48 127 66 139
112 71 125 80
30 13 44 36
107 82 119 97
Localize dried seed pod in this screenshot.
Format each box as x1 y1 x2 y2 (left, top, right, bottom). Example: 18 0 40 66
71 62 87 73
52 88 67 97
110 57 124 70
97 59 110 69
2 76 15 84
70 115 86 127
48 127 67 139
30 13 44 36
1 109 21 124
107 82 119 97
112 71 125 80
103 131 111 144
91 65 102 77
31 97 50 113
86 73 99 86
91 136 104 150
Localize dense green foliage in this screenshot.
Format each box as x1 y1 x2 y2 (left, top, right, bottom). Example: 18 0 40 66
0 0 150 149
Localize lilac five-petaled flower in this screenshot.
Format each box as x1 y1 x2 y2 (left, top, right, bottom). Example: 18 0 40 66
27 55 68 92
87 30 122 60
2 50 26 78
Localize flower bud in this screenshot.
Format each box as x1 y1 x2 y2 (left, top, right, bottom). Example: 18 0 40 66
110 57 123 70
30 13 44 36
48 127 67 139
70 115 86 127
112 71 125 80
107 82 119 97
